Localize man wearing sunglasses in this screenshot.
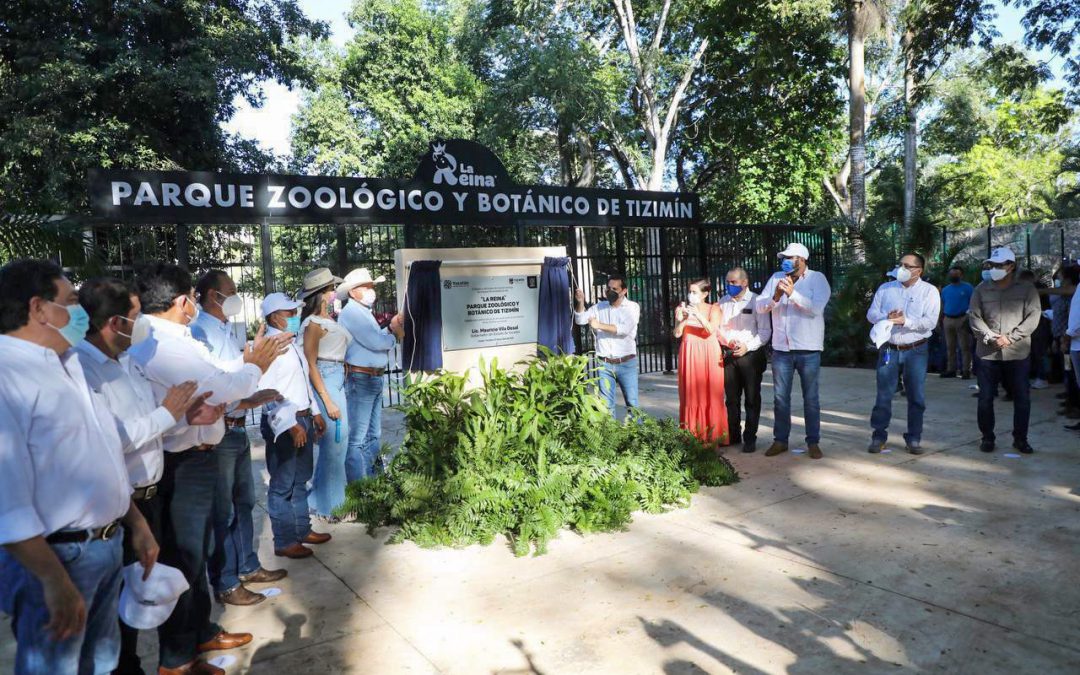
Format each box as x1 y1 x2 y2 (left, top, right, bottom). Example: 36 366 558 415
969 247 1042 454
866 253 940 454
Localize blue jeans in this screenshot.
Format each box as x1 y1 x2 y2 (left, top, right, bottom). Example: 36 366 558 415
871 342 929 445
209 427 261 594
771 350 822 445
977 358 1031 444
597 356 639 416
157 450 222 668
346 372 383 481
262 415 314 550
311 361 350 516
0 534 123 675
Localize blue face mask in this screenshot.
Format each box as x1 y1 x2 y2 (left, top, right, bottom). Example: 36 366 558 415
284 315 301 334
48 302 91 347
726 284 744 298
980 270 993 282
780 259 796 275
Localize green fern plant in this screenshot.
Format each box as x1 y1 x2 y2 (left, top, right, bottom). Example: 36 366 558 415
337 354 739 556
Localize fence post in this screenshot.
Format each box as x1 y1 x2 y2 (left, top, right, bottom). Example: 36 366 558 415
659 227 674 374
335 225 348 274
697 224 708 278
615 224 626 275
1025 226 1031 270
822 225 834 285
259 218 275 294
175 224 190 270
941 226 947 264
987 225 993 257
1062 226 1067 262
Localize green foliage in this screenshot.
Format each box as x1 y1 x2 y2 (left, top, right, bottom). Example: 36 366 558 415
337 353 738 556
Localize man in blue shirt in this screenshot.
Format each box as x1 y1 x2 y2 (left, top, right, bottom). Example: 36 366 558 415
939 265 974 379
336 269 404 481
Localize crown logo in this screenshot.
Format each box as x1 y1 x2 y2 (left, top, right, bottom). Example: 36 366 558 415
432 142 447 154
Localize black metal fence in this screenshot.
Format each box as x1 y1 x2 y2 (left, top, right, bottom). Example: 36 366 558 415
5 220 831 405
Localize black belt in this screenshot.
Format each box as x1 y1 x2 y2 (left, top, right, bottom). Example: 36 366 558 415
945 314 968 319
883 339 929 352
132 484 158 501
46 520 121 544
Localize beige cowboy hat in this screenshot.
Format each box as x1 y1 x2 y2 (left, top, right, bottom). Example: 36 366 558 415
298 267 343 300
336 267 386 299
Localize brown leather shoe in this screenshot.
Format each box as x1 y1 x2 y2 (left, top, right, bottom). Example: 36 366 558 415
239 566 288 584
275 542 313 559
216 585 266 606
302 531 332 545
158 660 224 675
808 444 823 459
197 630 253 653
764 441 788 457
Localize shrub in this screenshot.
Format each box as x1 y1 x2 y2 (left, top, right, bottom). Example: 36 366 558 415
337 353 739 556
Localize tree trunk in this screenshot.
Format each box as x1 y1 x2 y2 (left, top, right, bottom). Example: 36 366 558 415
902 27 917 237
848 2 868 231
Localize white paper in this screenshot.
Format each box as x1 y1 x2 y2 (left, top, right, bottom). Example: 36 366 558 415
265 400 299 441
870 320 895 349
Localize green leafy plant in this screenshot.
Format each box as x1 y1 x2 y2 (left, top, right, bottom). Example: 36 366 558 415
338 352 738 556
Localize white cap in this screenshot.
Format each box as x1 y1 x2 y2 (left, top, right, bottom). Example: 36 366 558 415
985 247 1016 264
336 268 386 300
118 562 189 630
777 242 810 260
261 292 303 318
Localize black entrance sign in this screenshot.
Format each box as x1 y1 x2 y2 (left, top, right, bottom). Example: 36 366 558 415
88 139 699 226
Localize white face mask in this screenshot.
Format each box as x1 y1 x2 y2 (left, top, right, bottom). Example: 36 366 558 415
989 268 1008 282
687 291 702 306
360 288 376 306
213 290 243 317
129 314 152 345
180 295 198 324
894 267 912 284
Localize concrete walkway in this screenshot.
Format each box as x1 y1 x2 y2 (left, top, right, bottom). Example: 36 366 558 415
3 367 1079 673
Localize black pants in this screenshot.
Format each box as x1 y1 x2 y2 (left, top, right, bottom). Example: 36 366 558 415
115 492 162 675
977 359 1031 444
157 450 223 669
723 348 767 444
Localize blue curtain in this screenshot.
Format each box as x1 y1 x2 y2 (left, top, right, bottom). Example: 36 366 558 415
537 256 575 356
403 260 443 372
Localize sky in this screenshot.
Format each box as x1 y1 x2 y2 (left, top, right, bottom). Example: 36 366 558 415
222 0 1067 161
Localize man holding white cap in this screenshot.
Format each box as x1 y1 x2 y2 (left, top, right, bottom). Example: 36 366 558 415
258 292 330 559
756 242 832 459
865 252 940 454
969 247 1042 453
336 269 404 481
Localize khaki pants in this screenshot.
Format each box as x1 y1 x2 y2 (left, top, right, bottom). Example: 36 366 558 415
943 315 973 374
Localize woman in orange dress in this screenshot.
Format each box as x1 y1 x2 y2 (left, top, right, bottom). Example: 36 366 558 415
675 279 729 447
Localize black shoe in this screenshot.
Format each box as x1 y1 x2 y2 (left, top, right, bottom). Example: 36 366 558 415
940 371 957 379
741 439 756 453
1003 394 1014 402
1013 441 1035 454
961 372 973 380
1065 422 1080 431
979 439 995 453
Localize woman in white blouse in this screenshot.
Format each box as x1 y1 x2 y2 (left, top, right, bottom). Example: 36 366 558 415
298 268 353 521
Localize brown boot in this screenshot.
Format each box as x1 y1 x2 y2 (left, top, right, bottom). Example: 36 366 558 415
197 630 253 653
302 531 332 545
158 660 225 675
808 444 823 459
764 441 789 457
216 584 266 606
275 542 313 559
239 567 288 584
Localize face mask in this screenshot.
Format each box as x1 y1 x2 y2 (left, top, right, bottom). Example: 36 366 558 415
213 290 243 317
332 297 343 315
606 289 621 304
981 270 993 282
687 291 702 306
780 258 796 275
726 284 744 298
989 268 1008 282
48 302 90 347
894 267 912 284
113 314 138 342
180 295 198 324
949 276 962 284
284 315 301 334
360 288 377 306
129 314 151 345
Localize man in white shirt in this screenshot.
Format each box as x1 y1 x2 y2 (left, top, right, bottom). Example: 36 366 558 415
718 267 772 453
76 277 226 675
1065 266 1080 411
127 263 286 675
258 293 329 560
0 259 159 675
757 242 832 459
191 270 287 608
574 274 641 417
865 253 941 454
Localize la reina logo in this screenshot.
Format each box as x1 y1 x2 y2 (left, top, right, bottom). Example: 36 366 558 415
430 143 496 188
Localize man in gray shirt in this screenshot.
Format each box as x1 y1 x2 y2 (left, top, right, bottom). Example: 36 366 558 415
968 247 1042 453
